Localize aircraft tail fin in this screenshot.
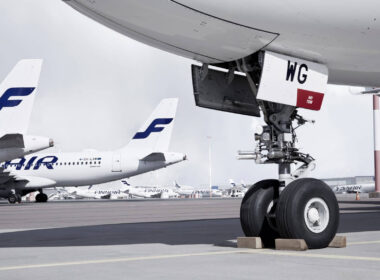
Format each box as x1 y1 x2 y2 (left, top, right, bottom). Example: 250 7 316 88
174 181 180 189
0 59 43 137
123 98 178 157
121 180 130 186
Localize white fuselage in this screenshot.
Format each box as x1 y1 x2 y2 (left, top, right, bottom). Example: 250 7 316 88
3 150 185 189
127 186 178 199
332 183 375 194
65 0 380 86
65 186 130 199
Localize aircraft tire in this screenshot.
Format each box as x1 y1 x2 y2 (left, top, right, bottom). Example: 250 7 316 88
276 178 339 249
40 193 48 203
240 179 280 248
36 193 48 203
8 194 17 204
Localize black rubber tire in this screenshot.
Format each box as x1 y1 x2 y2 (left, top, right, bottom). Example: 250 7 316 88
36 193 48 203
8 194 17 204
240 180 280 247
16 194 22 203
40 193 48 203
35 193 42 203
276 178 339 249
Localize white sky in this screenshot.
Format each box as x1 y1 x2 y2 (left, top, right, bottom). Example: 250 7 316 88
0 1 374 187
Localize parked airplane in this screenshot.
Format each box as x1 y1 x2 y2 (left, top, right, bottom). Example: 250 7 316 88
332 183 375 194
1 98 186 203
228 179 247 198
121 180 178 199
0 59 54 203
0 59 53 163
65 185 130 200
64 0 379 248
174 181 194 196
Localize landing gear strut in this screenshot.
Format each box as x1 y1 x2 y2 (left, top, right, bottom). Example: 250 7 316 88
240 103 340 249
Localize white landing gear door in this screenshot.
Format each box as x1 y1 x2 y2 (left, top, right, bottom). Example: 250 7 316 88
257 51 328 111
112 154 122 172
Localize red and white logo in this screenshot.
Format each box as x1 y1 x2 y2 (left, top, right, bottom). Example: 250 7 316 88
296 89 324 111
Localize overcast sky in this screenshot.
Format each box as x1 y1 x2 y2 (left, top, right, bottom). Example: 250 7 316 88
0 1 374 187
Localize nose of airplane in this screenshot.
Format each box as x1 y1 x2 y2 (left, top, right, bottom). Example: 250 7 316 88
49 138 54 147
183 154 188 161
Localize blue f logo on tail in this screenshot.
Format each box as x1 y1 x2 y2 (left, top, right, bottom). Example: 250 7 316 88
0 87 35 111
133 118 173 139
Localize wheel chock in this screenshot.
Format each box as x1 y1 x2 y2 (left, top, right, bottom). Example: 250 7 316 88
328 236 346 248
237 237 262 249
275 239 308 251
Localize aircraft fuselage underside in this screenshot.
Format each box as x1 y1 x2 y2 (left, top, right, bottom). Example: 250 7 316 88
65 0 380 87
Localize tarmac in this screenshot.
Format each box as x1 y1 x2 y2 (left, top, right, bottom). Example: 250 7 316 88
0 195 379 279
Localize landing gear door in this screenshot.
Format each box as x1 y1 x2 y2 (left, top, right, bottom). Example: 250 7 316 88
191 65 261 117
112 154 122 172
257 51 328 111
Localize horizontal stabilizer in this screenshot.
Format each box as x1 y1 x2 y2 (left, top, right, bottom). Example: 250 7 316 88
140 152 166 162
0 134 24 149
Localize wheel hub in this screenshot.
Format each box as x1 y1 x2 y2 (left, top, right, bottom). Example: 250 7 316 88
307 207 320 224
304 198 330 233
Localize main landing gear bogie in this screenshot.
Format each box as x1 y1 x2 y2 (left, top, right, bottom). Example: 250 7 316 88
241 178 339 249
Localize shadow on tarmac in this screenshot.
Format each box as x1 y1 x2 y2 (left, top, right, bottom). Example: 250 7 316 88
0 208 380 248
0 218 243 248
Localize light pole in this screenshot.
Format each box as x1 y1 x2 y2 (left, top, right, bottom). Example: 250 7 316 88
371 95 380 197
207 136 212 198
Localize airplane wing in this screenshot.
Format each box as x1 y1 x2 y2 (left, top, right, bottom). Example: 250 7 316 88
0 168 56 188
0 169 15 184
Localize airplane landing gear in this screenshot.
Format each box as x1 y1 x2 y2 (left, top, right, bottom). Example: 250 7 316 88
239 103 340 249
35 192 48 203
8 193 22 204
191 60 339 249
